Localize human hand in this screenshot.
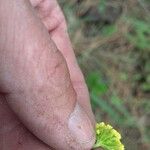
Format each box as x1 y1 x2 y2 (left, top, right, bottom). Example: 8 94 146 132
0 0 95 149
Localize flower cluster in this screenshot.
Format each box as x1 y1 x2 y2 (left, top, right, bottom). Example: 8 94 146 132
93 122 124 150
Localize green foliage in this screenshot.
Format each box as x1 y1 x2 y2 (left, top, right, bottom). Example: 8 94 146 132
91 93 123 124
125 17 150 92
101 25 117 37
126 18 150 50
86 72 135 126
98 0 107 14
86 72 108 95
93 122 124 150
110 95 135 126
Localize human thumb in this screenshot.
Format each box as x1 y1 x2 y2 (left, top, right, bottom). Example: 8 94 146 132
0 0 95 149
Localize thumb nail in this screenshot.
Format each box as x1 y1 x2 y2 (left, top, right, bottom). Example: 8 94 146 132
68 103 95 148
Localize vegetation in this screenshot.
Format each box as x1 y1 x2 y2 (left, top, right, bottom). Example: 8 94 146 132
94 122 124 150
58 0 150 149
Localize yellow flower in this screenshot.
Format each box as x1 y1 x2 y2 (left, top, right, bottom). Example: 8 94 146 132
93 122 124 150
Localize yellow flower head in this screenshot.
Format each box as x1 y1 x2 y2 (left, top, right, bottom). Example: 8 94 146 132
93 122 124 150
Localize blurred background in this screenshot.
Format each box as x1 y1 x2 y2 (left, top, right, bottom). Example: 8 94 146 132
58 0 150 149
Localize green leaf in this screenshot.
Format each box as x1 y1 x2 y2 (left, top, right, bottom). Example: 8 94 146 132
101 25 117 37
98 0 107 13
93 122 124 150
126 18 150 50
86 73 108 95
111 95 135 126
141 83 150 91
91 94 123 124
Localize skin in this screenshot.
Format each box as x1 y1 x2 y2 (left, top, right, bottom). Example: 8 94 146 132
0 0 95 150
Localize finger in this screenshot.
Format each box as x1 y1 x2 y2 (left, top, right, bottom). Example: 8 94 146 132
50 20 96 126
50 22 96 126
0 0 95 149
0 95 52 150
31 0 95 125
